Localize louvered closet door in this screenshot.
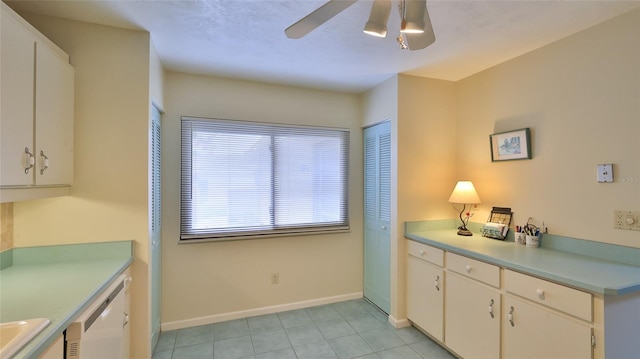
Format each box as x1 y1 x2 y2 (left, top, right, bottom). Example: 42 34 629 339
363 121 391 313
150 105 162 353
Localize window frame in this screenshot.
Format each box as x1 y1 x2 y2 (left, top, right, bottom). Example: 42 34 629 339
180 116 350 243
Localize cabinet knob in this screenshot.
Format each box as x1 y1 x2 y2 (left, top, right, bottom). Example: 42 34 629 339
419 250 426 256
536 288 545 300
465 265 472 273
24 147 35 174
435 275 440 291
381 225 387 230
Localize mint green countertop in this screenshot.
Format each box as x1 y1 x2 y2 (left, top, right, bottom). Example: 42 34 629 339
405 220 640 296
0 241 132 359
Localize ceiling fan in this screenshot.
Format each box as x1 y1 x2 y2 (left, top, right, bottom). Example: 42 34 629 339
285 0 435 50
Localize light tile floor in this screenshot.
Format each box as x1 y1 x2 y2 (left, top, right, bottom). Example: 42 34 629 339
152 299 455 359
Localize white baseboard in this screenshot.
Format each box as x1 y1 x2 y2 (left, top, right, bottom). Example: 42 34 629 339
388 315 411 328
162 292 363 331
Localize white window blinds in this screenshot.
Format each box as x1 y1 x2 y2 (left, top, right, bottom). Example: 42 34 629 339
181 117 350 241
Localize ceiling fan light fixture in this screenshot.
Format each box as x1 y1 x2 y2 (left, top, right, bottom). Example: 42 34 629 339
400 0 426 33
364 22 387 37
363 0 392 38
401 20 425 34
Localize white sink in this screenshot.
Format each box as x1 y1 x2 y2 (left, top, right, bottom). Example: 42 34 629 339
0 318 50 359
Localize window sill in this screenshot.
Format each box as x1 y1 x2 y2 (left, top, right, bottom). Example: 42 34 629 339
178 227 351 244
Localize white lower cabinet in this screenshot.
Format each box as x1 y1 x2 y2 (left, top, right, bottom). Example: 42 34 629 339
503 295 592 359
407 255 444 341
445 271 501 359
406 238 640 359
37 335 64 359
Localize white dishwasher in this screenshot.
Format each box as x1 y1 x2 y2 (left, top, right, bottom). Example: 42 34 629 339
65 273 127 359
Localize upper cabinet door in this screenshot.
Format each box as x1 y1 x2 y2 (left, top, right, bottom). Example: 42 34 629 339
35 42 74 185
0 9 36 186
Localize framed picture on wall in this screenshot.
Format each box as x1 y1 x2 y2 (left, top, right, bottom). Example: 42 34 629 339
489 128 532 161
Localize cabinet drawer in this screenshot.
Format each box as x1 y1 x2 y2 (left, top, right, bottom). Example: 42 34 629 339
446 252 500 288
407 240 444 267
504 269 592 321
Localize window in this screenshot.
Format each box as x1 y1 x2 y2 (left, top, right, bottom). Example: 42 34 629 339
181 117 350 241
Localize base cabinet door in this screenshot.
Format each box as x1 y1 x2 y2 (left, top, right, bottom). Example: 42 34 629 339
407 255 444 341
38 335 64 359
503 295 592 359
445 272 500 359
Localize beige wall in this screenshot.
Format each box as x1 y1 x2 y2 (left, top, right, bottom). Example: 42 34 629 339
149 40 165 111
0 203 13 251
10 14 153 358
455 8 640 247
161 71 364 326
395 75 457 319
397 75 458 224
362 75 398 128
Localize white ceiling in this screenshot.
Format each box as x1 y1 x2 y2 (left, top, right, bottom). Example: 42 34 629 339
6 0 640 93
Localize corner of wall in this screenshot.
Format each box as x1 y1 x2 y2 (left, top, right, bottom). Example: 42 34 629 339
0 203 14 251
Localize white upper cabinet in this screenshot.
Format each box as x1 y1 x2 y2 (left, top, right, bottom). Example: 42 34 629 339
1 6 35 186
35 41 74 185
0 3 74 200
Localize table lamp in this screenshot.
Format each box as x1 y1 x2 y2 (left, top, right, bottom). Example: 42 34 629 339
448 181 481 236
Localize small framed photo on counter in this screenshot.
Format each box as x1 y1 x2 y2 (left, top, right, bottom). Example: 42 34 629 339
489 128 532 161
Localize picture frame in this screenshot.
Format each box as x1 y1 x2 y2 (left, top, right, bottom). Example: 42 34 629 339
489 128 532 162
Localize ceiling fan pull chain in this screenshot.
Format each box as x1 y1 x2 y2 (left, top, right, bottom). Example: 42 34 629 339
397 34 408 49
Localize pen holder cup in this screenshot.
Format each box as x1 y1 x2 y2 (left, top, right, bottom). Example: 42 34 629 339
526 235 541 248
515 232 526 245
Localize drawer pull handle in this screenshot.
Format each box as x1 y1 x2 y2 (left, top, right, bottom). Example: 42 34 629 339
465 265 472 273
419 250 426 256
508 306 515 327
536 289 545 300
435 275 440 291
488 299 494 318
40 150 49 175
24 147 35 174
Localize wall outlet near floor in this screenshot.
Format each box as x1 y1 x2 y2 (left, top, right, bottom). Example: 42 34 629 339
614 210 640 231
271 272 279 284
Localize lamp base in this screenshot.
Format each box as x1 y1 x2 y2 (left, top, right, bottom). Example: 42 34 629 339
457 228 473 236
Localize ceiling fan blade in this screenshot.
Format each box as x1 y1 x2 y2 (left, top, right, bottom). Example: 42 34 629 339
406 3 435 50
285 0 358 39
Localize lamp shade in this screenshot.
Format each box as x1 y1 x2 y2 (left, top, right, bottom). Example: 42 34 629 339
364 0 392 38
448 181 481 204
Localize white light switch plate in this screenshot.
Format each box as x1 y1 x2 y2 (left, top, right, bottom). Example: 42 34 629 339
597 164 613 183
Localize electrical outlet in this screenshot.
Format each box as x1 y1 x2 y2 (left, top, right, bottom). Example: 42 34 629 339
271 272 279 284
614 210 640 231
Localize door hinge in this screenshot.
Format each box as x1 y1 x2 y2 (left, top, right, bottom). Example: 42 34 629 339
591 335 597 347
